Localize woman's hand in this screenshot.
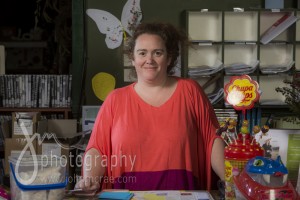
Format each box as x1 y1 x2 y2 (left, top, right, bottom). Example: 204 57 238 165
74 148 105 192
74 176 100 191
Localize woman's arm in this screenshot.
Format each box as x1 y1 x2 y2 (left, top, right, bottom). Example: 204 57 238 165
211 138 225 181
75 148 106 191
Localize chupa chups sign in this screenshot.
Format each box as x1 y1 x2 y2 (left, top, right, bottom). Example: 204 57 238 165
224 75 260 114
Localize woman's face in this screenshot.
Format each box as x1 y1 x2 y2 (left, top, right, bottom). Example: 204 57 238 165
132 33 171 83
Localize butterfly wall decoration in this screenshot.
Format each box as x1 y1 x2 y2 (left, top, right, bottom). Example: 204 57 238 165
86 0 142 49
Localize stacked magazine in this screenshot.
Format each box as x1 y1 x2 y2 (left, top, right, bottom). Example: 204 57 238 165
225 60 259 75
188 60 224 78
260 59 294 74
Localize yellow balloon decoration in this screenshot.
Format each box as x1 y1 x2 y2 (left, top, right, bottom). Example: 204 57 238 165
92 72 116 101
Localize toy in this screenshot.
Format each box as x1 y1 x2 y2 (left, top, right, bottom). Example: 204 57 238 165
234 156 299 200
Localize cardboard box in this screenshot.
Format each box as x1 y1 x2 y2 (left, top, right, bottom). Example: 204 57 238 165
0 120 11 139
4 138 37 175
37 119 77 140
12 112 41 138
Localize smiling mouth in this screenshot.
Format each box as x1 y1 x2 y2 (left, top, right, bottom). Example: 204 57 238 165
144 67 157 70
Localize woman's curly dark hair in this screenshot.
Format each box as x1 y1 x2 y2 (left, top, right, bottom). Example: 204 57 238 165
124 21 189 73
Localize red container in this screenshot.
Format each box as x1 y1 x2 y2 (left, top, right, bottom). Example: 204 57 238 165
234 168 299 200
224 133 264 200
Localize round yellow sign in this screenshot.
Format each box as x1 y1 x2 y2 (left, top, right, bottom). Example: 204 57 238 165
92 72 116 101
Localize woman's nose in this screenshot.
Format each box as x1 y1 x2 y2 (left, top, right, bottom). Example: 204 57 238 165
145 54 154 64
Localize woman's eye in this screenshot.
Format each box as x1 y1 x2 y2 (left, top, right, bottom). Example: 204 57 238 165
154 51 163 56
138 52 146 56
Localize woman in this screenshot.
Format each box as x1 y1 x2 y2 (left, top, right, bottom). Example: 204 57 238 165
75 21 225 191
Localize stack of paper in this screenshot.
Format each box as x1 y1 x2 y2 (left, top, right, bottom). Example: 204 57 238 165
207 88 224 105
225 60 259 75
188 60 224 77
132 190 213 200
260 59 294 74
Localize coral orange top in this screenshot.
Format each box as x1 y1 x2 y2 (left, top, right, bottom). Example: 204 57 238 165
85 77 220 190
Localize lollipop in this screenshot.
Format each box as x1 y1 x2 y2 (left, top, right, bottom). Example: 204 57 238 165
229 118 237 127
240 120 249 145
240 125 249 134
251 125 260 144
242 120 249 127
217 122 230 145
252 125 260 134
261 125 270 134
228 124 235 132
225 118 231 125
217 121 228 136
259 125 270 140
226 124 235 144
229 118 238 139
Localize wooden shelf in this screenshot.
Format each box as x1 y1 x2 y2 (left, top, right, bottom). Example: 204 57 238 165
0 41 47 48
185 9 297 107
0 107 71 119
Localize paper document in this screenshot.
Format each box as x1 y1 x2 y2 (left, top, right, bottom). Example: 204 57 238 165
132 190 213 200
260 14 299 44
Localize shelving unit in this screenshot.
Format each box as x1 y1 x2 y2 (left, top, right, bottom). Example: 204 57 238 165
0 41 48 74
259 11 295 43
223 44 258 68
259 43 294 68
188 11 222 42
184 9 298 110
296 45 300 70
296 11 300 70
188 45 222 68
0 41 47 48
0 107 71 119
259 74 293 105
0 73 73 121
224 11 258 42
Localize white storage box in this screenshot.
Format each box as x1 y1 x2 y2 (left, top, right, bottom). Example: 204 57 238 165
9 155 67 200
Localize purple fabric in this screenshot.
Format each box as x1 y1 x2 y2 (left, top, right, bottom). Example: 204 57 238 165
113 169 197 190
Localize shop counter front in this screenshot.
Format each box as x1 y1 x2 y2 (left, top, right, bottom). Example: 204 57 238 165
63 190 221 200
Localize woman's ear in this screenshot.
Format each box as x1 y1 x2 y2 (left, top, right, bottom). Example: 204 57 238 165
167 56 172 66
130 54 135 66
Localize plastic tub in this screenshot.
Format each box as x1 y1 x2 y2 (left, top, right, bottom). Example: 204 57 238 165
9 155 67 200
